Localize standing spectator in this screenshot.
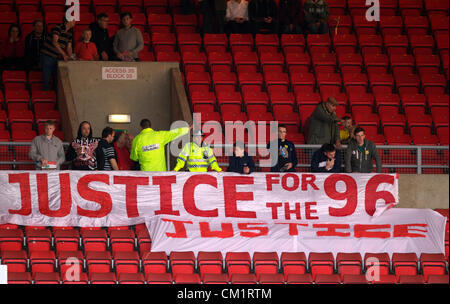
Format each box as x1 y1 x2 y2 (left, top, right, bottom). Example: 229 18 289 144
227 141 256 174
198 0 215 34
25 20 47 70
339 115 355 145
268 125 298 172
66 121 100 170
303 0 329 34
346 127 382 173
74 28 99 61
0 24 26 71
181 0 196 14
113 131 135 170
311 143 341 172
96 127 119 171
90 13 114 61
113 12 144 61
248 0 278 34
225 0 251 34
214 0 228 33
29 120 65 170
278 0 303 34
307 97 341 148
40 17 75 91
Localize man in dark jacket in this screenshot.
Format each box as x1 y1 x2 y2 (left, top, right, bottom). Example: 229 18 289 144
303 0 329 34
268 125 298 172
345 127 382 173
227 141 256 174
278 0 303 34
307 97 341 148
90 13 114 61
311 143 341 172
66 121 100 170
25 19 47 70
248 0 278 34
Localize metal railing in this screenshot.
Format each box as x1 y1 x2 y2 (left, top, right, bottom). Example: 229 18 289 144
0 142 448 174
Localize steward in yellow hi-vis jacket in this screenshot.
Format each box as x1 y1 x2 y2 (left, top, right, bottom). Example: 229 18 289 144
130 119 190 172
174 130 222 172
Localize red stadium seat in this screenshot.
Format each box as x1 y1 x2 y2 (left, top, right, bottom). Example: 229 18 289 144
398 275 425 284
336 253 363 279
54 229 80 253
0 250 28 272
81 229 108 252
225 252 251 279
197 251 223 278
114 251 140 275
58 250 84 277
110 229 135 253
427 275 450 284
30 250 56 274
7 272 32 284
230 273 257 284
90 272 116 284
34 272 60 284
309 252 334 280
118 273 145 284
173 273 201 284
202 273 228 284
253 252 279 279
342 274 368 284
392 253 418 278
86 251 112 278
146 273 173 284
142 251 167 275
169 251 196 275
286 273 313 284
420 253 447 281
315 274 341 284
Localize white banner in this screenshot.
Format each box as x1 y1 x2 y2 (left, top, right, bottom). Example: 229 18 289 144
0 171 445 257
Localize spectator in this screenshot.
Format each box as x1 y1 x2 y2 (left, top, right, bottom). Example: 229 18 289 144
248 0 278 34
227 141 256 174
339 115 355 145
214 0 228 33
90 13 114 61
268 125 298 172
198 0 215 34
0 24 26 71
346 127 382 173
278 0 303 34
311 143 341 172
113 12 144 61
303 0 329 34
113 131 135 170
181 0 196 14
66 121 100 170
307 97 341 148
96 127 119 171
29 120 65 170
225 0 251 34
74 29 99 61
40 17 75 91
25 20 47 70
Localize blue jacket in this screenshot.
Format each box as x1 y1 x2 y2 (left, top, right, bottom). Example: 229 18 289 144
268 139 298 172
311 147 342 173
227 152 256 174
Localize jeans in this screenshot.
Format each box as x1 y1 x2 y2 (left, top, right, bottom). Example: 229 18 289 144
307 21 329 34
41 54 58 91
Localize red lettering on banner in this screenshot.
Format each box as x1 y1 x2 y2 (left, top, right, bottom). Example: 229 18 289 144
114 176 149 218
76 174 113 218
365 175 397 216
284 202 301 220
8 173 32 216
153 176 179 216
301 174 319 191
238 223 269 237
199 222 233 238
183 175 219 217
37 173 72 217
325 174 358 217
275 222 309 235
354 224 391 239
266 202 283 219
282 174 299 191
305 202 319 220
393 224 428 238
162 218 192 238
266 174 280 191
223 176 256 218
313 224 351 237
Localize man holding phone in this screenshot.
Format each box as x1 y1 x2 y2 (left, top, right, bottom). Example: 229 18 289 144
311 143 341 173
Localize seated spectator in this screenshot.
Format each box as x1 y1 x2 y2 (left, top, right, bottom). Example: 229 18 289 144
66 121 99 170
268 125 298 172
249 0 278 34
96 127 119 171
113 12 144 61
90 13 114 61
278 0 303 34
227 141 256 174
311 143 341 172
303 0 329 34
29 120 65 170
40 17 75 91
113 131 135 170
225 0 251 34
339 115 355 145
307 97 341 148
0 24 26 71
345 127 382 173
75 28 99 61
25 20 47 70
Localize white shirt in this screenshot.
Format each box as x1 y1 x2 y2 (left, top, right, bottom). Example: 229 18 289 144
226 0 249 21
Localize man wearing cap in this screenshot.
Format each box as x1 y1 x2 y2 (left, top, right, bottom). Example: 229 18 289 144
174 130 222 172
307 97 342 148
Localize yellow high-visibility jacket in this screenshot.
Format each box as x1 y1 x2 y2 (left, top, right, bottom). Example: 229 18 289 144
130 127 189 171
174 142 222 172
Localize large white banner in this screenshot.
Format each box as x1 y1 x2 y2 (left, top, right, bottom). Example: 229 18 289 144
0 171 445 257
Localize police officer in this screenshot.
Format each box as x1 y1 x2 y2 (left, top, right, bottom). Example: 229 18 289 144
174 130 222 172
130 118 190 171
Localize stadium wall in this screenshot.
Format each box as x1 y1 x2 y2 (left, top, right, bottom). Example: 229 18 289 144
398 174 449 209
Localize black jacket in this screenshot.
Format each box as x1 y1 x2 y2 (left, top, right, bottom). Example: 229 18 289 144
311 146 342 173
278 0 302 26
25 31 47 68
227 151 256 174
89 22 113 59
268 139 298 172
249 0 277 22
66 123 99 170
